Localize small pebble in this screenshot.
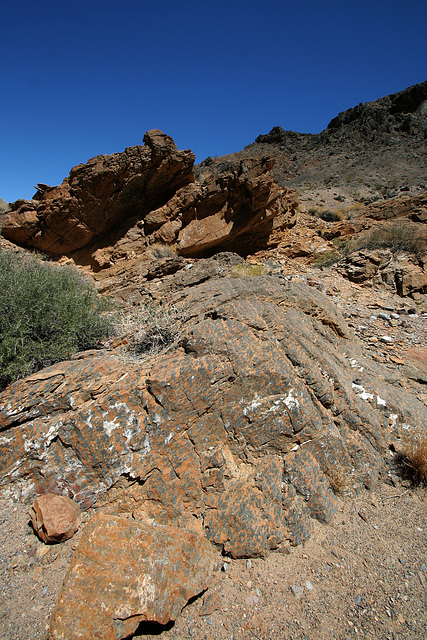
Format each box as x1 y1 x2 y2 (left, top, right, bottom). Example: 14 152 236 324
222 562 229 572
306 580 314 591
246 559 252 570
291 584 303 597
355 594 362 605
380 335 393 344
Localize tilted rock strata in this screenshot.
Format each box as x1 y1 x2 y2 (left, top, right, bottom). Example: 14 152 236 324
1 270 426 557
1 133 298 266
48 514 217 640
2 130 195 255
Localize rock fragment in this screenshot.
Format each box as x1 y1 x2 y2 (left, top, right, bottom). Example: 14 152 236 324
30 494 80 544
48 513 218 640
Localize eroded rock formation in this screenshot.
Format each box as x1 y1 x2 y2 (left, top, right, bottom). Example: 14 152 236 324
1 133 298 266
1 258 426 559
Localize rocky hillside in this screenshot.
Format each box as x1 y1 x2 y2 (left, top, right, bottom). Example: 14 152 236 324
0 82 427 640
197 80 427 210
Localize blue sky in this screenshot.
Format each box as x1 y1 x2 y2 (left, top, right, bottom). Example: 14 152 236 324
1 0 426 203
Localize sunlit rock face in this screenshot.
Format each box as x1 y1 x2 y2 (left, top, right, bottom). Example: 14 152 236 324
1 265 425 557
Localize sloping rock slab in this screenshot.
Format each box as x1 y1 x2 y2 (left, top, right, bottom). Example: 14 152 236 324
48 513 217 640
1 275 426 557
2 130 195 254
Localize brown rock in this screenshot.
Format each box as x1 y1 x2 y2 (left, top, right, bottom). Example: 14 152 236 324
1 270 426 556
2 130 195 255
30 494 80 543
338 248 427 296
1 135 297 266
48 513 217 640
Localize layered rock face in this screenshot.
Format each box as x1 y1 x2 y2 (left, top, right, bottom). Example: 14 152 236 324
1 133 297 266
2 130 194 256
1 258 426 558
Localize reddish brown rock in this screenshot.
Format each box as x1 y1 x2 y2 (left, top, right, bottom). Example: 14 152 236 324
1 137 297 267
30 494 80 543
48 513 217 640
337 248 427 296
1 269 426 556
2 130 195 255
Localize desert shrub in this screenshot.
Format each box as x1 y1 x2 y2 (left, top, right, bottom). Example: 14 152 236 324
309 207 344 222
355 222 426 255
395 432 427 486
318 209 344 222
314 250 342 268
315 238 356 268
0 248 113 389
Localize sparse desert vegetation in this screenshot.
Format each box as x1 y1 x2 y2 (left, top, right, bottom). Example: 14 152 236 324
0 248 113 389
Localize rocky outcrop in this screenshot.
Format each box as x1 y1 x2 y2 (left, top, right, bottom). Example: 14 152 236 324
1 261 426 558
2 130 195 255
202 82 427 207
326 81 427 139
90 157 298 267
360 193 427 223
48 513 217 640
1 134 298 267
337 249 427 296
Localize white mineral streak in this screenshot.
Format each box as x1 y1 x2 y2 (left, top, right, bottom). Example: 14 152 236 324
2 403 23 416
284 389 300 410
352 383 374 402
242 393 262 415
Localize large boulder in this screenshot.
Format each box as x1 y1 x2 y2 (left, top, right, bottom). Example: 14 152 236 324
48 513 217 640
1 266 426 557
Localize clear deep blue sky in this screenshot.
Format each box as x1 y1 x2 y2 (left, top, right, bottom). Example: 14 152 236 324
1 0 426 203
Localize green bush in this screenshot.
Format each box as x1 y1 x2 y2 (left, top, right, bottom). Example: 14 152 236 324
0 249 113 389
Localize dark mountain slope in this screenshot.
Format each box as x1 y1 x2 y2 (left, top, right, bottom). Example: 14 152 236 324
196 81 427 207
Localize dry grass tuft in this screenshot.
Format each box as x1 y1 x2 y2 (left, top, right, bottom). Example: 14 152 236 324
230 263 269 277
115 303 186 358
326 464 349 495
147 242 178 260
397 432 427 486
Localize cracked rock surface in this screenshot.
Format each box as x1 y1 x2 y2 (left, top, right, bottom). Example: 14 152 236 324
1 264 426 561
